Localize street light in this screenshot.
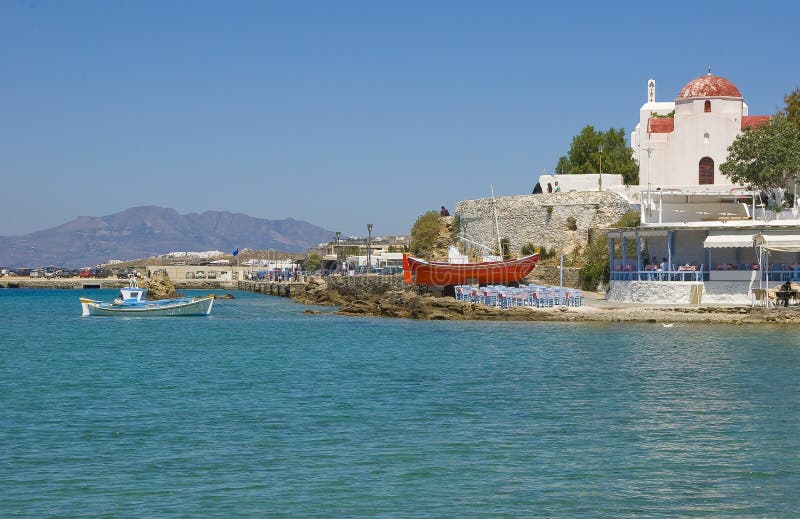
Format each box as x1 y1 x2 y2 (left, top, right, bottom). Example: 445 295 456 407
366 224 373 273
645 147 654 220
598 145 603 191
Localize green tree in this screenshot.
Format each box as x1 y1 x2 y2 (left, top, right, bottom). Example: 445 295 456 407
303 253 323 271
577 211 640 291
720 114 800 191
783 87 800 126
410 211 443 259
555 156 570 175
556 126 639 185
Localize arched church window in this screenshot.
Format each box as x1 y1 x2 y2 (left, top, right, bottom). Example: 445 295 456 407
704 100 711 113
704 132 710 144
699 157 714 185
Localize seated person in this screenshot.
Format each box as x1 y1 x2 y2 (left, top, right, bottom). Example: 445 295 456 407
777 280 794 307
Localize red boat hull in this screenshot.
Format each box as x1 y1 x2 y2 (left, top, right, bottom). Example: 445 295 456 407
403 253 539 286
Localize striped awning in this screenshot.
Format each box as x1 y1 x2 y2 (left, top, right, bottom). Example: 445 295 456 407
703 233 755 248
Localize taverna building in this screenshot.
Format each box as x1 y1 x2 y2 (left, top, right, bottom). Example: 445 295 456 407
607 72 800 305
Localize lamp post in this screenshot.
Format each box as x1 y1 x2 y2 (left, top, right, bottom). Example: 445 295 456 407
598 145 603 191
645 147 654 220
367 224 373 273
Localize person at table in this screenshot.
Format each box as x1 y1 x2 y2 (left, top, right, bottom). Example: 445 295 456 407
779 280 793 307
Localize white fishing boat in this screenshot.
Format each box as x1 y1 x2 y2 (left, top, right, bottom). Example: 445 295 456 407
80 276 214 317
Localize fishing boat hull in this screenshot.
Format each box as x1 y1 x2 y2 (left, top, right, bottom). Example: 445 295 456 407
404 253 539 286
80 296 215 317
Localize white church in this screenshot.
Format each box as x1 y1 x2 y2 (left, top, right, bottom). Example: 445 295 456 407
606 72 800 305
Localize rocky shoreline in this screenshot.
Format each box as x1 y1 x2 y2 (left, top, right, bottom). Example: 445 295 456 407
292 276 800 325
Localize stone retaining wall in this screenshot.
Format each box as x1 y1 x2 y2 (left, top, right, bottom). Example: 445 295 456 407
325 275 426 296
606 281 704 305
527 265 582 289
607 280 757 305
455 191 632 256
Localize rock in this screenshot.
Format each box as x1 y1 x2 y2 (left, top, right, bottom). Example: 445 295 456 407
337 299 380 316
143 271 180 300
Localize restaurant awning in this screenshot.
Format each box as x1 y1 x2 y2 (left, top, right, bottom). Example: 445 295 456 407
703 233 755 248
756 233 800 252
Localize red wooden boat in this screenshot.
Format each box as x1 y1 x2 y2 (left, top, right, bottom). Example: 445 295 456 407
403 253 540 286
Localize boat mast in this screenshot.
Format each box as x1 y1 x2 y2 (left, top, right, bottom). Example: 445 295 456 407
490 184 502 256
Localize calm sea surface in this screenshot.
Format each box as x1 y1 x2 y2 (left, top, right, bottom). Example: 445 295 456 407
1 288 798 517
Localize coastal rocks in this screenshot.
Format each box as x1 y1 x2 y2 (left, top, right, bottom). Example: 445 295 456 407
143 271 180 300
291 277 348 306
290 274 800 325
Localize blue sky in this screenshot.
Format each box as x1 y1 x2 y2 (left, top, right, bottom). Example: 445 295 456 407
1 0 798 238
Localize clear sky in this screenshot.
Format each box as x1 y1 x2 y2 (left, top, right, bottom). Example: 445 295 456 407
1 0 798 238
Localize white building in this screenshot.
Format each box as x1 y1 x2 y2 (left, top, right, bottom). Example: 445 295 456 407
607 73 800 306
631 72 770 191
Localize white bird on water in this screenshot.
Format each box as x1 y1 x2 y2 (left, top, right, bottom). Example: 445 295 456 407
662 323 674 328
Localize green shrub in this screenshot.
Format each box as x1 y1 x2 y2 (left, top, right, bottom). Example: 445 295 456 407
500 238 511 259
566 216 578 231
578 234 609 290
520 243 556 259
410 211 443 258
303 253 323 271
613 210 640 228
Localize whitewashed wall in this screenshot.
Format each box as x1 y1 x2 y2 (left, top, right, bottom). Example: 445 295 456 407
606 281 703 304
538 174 624 193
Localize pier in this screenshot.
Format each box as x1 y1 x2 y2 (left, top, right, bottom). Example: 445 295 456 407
237 280 307 297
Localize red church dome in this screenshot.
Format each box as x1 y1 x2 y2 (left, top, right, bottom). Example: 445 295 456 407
677 73 742 99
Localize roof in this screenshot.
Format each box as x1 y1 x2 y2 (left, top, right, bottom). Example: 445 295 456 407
704 233 755 248
741 115 771 129
677 73 742 99
647 118 674 133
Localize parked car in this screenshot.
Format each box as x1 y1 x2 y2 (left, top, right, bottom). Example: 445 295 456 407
195 270 206 279
207 270 217 279
185 271 195 279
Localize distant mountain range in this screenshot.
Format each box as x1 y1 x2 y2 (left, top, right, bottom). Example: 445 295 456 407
0 206 334 267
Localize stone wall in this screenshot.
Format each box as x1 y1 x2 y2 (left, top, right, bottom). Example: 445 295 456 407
701 281 754 305
325 275 424 297
455 191 632 256
527 265 582 289
606 281 704 305
607 280 756 305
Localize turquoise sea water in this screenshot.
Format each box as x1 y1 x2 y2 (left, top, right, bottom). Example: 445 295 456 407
1 288 798 517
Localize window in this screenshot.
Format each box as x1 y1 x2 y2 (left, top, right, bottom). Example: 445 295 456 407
703 132 710 144
699 157 714 184
704 100 711 112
